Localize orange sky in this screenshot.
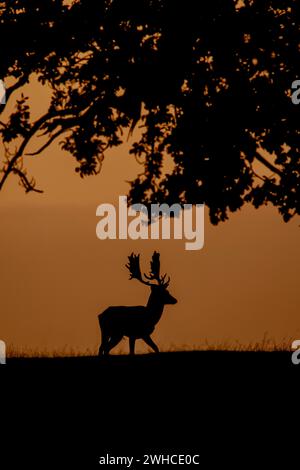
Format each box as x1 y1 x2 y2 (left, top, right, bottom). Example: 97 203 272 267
0 82 299 353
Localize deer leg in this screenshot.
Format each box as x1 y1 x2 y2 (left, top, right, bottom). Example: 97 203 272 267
143 335 159 353
98 329 110 356
105 334 123 354
98 339 108 356
129 337 136 355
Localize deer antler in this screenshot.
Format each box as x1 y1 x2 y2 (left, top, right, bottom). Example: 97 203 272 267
144 251 160 282
126 252 170 287
126 253 152 286
144 251 170 287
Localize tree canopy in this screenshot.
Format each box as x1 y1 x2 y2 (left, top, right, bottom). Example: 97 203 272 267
0 0 299 223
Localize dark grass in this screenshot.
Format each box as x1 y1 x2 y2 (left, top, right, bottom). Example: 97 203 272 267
6 348 293 366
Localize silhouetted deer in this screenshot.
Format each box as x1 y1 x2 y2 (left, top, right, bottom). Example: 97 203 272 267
98 251 177 355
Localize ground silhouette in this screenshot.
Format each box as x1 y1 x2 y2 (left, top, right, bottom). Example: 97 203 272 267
4 350 297 467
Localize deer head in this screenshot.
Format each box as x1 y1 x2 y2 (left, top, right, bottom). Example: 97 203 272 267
126 251 177 305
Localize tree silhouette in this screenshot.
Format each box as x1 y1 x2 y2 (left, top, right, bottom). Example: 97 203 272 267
0 0 299 223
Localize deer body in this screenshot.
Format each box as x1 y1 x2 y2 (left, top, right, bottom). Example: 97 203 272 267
98 252 177 355
100 306 156 339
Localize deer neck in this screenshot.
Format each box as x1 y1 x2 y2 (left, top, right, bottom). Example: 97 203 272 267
146 292 165 325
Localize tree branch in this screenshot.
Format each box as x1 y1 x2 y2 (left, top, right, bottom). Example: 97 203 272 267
25 128 69 156
0 99 99 192
12 167 43 193
0 111 53 191
254 152 283 177
5 75 29 104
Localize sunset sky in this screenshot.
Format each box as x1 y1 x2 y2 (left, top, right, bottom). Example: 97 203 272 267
1 81 300 353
